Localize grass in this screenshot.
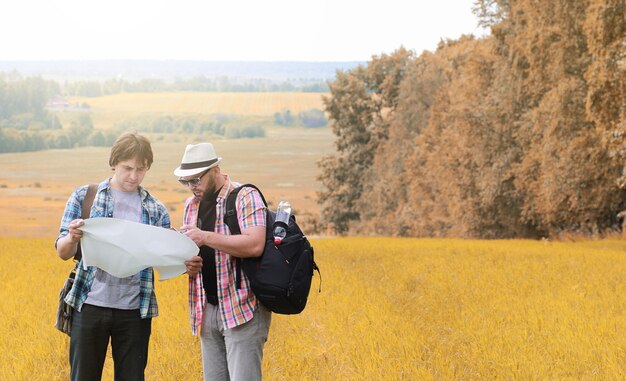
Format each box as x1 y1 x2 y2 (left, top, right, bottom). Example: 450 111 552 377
1 237 624 380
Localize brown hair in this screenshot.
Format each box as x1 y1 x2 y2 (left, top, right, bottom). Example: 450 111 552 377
109 132 154 168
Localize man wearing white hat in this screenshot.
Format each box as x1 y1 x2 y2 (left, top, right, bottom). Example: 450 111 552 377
176 143 271 381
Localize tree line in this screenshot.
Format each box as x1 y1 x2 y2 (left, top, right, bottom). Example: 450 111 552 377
115 114 266 139
318 0 624 238
64 76 328 97
0 72 327 153
0 116 118 153
274 109 328 128
0 73 60 130
0 73 114 153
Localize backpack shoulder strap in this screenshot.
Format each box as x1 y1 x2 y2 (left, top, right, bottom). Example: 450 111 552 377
223 183 269 290
81 183 98 219
224 183 267 235
74 183 97 262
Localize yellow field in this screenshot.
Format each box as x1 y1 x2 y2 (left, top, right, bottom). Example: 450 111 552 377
70 92 326 130
1 237 624 380
74 92 325 115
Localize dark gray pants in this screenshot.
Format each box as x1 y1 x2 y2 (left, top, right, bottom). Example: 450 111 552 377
69 304 152 381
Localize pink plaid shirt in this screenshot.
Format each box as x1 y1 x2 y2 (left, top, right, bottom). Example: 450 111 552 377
184 176 266 335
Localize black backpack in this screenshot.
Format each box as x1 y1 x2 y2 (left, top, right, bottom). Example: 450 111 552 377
224 184 320 314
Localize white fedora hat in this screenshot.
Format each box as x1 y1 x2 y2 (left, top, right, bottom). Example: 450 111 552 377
174 143 222 177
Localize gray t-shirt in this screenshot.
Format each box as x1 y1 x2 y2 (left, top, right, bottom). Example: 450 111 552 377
85 188 143 310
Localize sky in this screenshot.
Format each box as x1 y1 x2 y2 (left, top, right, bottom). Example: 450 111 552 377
0 0 488 62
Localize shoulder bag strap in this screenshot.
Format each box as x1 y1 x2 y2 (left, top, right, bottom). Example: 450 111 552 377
74 183 98 262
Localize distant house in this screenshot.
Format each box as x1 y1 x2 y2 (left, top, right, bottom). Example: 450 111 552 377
45 95 70 111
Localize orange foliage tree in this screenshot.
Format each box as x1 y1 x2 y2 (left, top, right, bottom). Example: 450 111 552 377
318 0 625 238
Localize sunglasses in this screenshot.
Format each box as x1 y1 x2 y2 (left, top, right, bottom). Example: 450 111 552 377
178 170 209 187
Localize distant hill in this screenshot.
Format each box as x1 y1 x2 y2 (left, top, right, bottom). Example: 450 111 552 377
0 60 363 82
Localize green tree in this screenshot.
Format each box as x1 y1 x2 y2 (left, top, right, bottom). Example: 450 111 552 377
87 130 106 146
75 81 103 97
298 109 327 128
65 114 93 147
54 134 71 149
274 109 294 126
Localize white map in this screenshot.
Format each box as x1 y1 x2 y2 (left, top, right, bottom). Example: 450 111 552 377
79 218 199 280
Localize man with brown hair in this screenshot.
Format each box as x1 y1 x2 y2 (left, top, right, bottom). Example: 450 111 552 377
56 132 170 381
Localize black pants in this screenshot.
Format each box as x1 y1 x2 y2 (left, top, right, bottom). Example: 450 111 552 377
69 304 152 381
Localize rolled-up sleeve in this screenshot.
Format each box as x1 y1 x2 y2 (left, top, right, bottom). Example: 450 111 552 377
55 186 86 247
238 187 266 230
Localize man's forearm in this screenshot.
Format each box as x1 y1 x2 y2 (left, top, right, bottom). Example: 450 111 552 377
203 227 266 258
56 234 79 261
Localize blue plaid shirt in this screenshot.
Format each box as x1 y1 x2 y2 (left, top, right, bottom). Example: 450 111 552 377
56 178 170 318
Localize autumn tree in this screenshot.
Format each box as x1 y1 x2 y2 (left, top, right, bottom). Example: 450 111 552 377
509 0 624 235
318 0 625 237
357 51 448 236
584 0 625 192
318 48 413 233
